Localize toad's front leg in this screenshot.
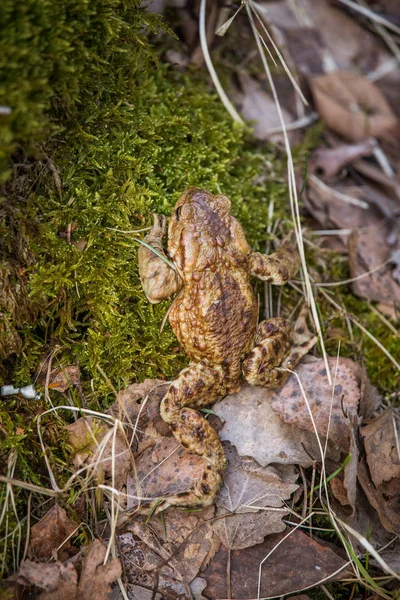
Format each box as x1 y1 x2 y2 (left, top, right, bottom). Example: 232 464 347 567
155 362 232 511
250 241 300 284
138 214 182 303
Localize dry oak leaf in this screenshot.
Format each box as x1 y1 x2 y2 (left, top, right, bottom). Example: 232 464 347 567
310 71 398 142
66 416 131 491
28 505 78 562
349 228 400 305
203 527 351 599
214 383 340 468
269 358 361 451
15 540 121 600
212 444 298 550
109 378 167 425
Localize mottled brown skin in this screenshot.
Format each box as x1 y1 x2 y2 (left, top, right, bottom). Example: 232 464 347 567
138 187 316 511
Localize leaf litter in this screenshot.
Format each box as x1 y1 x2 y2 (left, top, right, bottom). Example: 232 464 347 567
4 0 400 598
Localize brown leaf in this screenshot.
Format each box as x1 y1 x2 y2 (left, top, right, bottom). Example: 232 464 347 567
109 379 169 440
77 539 122 599
269 358 361 450
309 140 374 180
29 505 78 561
203 528 351 599
358 458 400 535
361 409 400 487
126 436 205 510
13 540 121 600
115 531 193 599
214 383 340 468
310 71 398 141
17 560 78 600
263 0 385 73
234 72 298 146
348 228 400 304
211 444 298 550
38 365 80 392
358 409 400 534
124 505 219 585
66 417 131 490
305 173 379 246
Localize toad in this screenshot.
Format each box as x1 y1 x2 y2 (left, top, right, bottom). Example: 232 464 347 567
138 187 316 511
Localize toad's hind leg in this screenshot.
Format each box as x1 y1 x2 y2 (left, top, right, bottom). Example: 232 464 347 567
156 363 231 511
242 307 317 388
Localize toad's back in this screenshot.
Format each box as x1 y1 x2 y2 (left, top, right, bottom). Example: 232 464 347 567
169 264 258 367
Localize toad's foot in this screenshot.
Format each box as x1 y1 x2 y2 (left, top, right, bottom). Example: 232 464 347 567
242 306 317 387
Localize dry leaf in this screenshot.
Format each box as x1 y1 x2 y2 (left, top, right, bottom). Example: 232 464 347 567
361 409 400 487
211 444 298 550
214 383 340 468
66 417 131 490
203 528 351 599
124 505 219 586
115 531 191 599
305 173 379 247
262 0 386 73
38 365 80 392
14 540 121 600
309 139 374 180
77 539 122 599
109 378 169 438
17 560 78 600
349 229 400 305
358 458 400 535
29 505 78 562
126 436 206 510
358 410 400 534
310 71 398 142
269 358 361 451
234 72 298 145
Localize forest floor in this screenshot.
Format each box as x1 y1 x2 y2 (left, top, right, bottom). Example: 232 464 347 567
1 1 400 599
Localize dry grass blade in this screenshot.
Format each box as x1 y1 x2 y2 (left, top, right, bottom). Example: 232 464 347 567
251 1 309 105
319 288 400 372
216 0 248 37
336 0 400 36
199 0 245 124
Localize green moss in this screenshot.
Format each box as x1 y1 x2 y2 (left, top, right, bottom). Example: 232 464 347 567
0 0 163 179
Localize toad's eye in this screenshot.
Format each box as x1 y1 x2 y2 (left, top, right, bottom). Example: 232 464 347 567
175 206 182 222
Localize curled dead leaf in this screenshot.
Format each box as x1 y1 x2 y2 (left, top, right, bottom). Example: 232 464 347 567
38 365 80 392
358 410 400 534
66 417 131 491
12 540 121 600
310 71 398 141
309 139 374 180
29 505 78 562
348 228 400 305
